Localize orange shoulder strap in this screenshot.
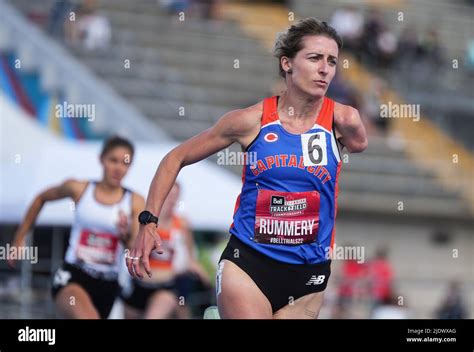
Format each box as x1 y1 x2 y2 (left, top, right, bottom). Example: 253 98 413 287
261 96 279 127
315 97 335 131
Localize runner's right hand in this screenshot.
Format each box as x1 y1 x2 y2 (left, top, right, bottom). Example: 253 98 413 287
125 223 163 279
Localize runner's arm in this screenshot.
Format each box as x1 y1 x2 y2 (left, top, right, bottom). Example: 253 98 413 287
334 103 368 153
144 107 260 216
9 179 81 266
127 106 261 279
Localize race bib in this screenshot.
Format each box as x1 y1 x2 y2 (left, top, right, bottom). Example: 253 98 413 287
76 230 119 265
254 189 320 245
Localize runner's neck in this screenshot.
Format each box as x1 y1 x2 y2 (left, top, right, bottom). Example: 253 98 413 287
96 180 122 193
278 91 324 121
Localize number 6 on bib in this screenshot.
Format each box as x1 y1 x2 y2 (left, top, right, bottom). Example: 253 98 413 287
301 132 327 166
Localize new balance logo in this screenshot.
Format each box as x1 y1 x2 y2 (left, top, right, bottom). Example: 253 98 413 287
305 275 326 285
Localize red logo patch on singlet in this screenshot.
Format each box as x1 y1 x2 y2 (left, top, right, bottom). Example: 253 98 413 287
76 230 119 265
264 132 279 143
254 189 320 245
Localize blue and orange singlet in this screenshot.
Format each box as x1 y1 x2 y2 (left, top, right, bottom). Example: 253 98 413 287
230 96 342 264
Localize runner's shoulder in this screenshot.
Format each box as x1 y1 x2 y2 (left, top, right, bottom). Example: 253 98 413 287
64 178 87 192
60 179 89 201
333 101 361 125
218 100 263 138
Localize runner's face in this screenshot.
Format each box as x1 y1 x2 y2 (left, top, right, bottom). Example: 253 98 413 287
288 35 338 97
101 147 132 187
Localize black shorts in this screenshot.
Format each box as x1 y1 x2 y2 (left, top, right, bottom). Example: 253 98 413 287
219 235 331 313
121 279 178 311
51 263 120 319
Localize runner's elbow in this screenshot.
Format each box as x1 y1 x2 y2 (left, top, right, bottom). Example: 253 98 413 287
164 145 187 169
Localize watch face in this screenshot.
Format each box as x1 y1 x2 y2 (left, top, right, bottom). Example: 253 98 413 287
139 211 151 224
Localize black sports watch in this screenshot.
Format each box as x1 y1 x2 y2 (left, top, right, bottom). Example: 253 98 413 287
138 210 159 226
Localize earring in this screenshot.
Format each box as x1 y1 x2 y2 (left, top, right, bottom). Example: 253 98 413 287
287 68 293 74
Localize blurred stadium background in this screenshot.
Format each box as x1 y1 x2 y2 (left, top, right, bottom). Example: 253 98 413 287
0 0 473 319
